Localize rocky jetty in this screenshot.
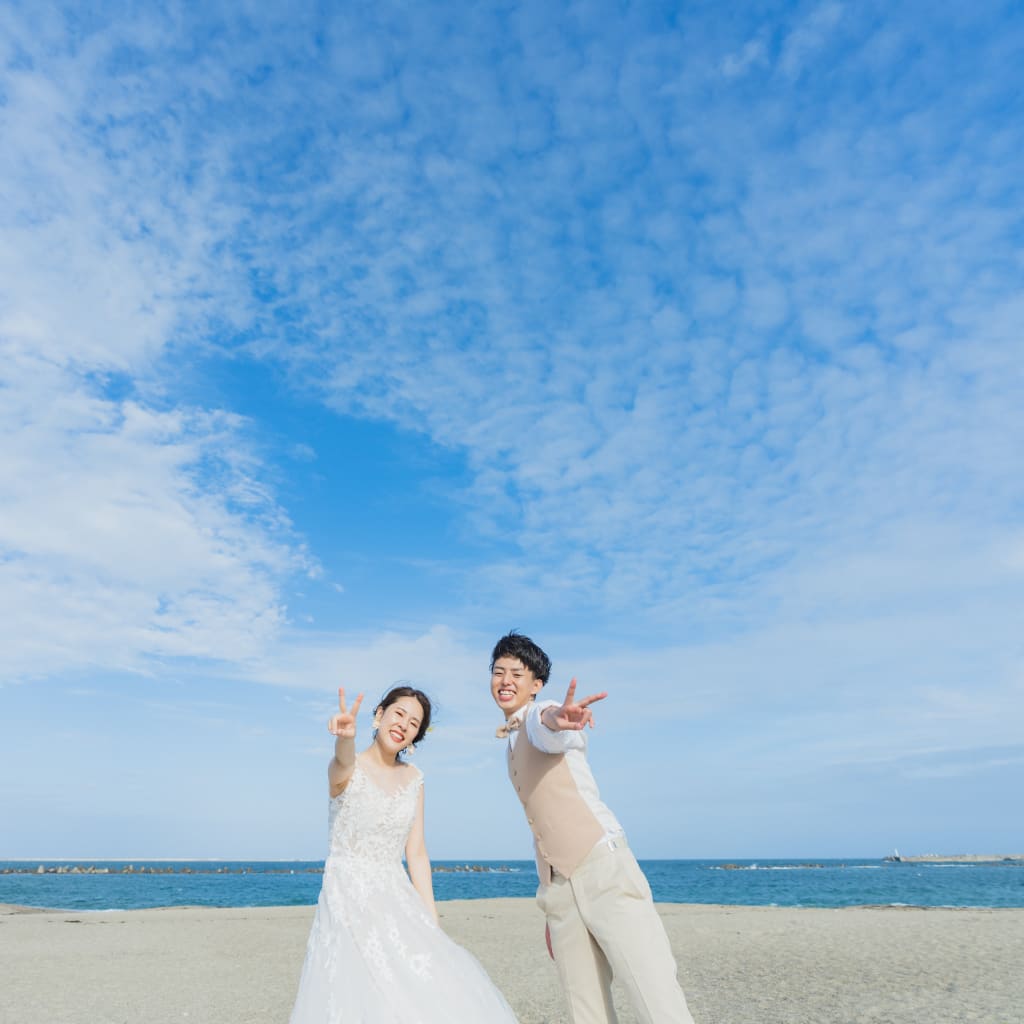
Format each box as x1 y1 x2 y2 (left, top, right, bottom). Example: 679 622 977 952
2 862 517 876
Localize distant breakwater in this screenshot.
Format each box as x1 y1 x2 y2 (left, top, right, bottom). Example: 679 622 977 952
883 854 1024 864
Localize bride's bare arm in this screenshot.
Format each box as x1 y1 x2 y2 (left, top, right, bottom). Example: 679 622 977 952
405 784 438 922
327 687 363 798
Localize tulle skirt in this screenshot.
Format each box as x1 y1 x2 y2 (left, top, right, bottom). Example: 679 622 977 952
289 858 518 1023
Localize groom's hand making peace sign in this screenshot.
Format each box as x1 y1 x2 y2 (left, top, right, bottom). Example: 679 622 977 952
539 678 607 732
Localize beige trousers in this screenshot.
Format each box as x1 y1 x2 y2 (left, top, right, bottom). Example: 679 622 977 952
536 839 695 1024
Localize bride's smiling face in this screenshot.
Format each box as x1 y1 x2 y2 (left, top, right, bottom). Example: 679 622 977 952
374 696 425 755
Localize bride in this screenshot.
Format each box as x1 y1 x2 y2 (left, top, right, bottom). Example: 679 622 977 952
289 684 519 1023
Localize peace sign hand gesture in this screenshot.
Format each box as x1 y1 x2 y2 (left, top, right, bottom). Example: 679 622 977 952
328 687 364 738
541 678 607 732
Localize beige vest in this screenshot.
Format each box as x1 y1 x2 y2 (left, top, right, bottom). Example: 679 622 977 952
508 730 605 881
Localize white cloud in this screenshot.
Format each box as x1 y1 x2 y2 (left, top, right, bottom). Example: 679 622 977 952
0 7 311 681
0 358 308 679
779 2 844 79
721 38 769 79
244 624 481 701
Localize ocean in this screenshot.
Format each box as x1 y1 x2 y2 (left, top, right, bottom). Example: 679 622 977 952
3 858 1023 912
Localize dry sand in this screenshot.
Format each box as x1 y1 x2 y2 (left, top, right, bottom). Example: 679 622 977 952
2 899 1022 1023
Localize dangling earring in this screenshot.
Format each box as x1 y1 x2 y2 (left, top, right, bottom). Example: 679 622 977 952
405 743 416 759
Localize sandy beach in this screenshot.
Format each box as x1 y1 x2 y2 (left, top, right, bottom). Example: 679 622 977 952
2 899 1021 1024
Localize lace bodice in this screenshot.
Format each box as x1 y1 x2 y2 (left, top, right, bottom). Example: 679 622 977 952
328 761 422 863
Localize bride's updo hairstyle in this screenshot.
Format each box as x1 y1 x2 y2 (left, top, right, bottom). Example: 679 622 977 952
376 685 433 754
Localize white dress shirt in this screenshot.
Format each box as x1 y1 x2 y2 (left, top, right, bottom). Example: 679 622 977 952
506 699 624 846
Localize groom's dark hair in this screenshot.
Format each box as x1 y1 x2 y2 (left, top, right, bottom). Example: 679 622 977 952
490 631 551 684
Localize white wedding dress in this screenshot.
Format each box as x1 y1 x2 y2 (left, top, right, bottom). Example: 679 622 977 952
289 762 519 1023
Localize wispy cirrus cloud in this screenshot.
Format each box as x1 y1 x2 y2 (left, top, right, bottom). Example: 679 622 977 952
212 1 1024 629
0 355 311 679
4 1 1022 665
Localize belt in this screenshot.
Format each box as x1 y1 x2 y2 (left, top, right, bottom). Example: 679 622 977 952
550 834 627 879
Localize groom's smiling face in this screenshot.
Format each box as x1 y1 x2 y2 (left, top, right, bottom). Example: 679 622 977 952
491 656 544 718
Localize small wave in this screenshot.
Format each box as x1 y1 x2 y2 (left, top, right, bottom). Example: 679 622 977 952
710 863 830 871
886 902 991 909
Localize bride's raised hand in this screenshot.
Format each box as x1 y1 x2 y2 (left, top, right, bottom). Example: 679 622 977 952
328 686 364 738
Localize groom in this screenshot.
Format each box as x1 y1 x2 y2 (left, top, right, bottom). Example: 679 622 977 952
490 631 695 1024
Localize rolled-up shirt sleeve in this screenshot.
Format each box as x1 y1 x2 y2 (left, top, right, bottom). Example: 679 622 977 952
524 700 586 754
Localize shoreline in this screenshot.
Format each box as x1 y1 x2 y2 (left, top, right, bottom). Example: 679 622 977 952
6 898 1024 915
2 900 1022 1023
8 898 1024 914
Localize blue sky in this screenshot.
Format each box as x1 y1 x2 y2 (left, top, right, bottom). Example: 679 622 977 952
1 0 1022 862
